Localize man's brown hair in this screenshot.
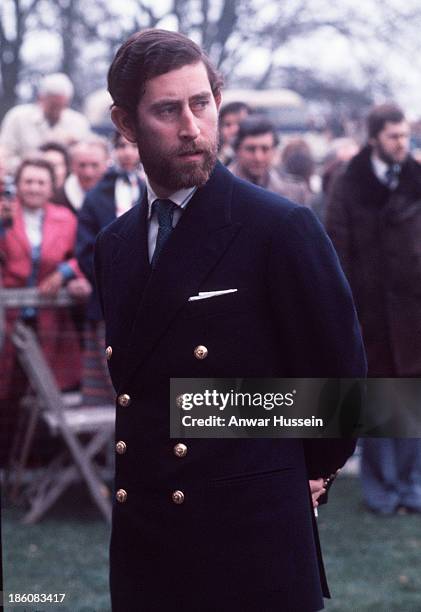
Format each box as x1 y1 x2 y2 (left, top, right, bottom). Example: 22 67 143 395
367 103 405 139
15 157 56 192
108 29 224 119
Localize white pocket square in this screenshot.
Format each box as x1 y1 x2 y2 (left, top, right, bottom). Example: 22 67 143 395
188 289 238 302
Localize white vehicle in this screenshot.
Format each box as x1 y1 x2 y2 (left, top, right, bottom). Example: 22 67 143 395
222 88 309 131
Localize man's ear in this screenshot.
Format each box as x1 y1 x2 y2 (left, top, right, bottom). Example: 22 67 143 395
111 107 137 143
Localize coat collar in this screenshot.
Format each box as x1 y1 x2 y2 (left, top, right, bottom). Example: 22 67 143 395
112 161 242 388
347 145 421 194
4 201 72 263
10 201 33 258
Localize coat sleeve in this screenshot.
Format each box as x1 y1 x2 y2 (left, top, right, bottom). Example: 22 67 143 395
325 172 353 284
266 205 365 479
0 107 23 168
93 229 106 318
267 204 366 377
57 211 84 280
76 193 102 286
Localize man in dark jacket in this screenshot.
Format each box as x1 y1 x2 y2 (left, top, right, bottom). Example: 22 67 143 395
54 137 110 214
95 29 366 611
228 115 309 204
326 103 421 514
77 131 145 321
75 133 145 405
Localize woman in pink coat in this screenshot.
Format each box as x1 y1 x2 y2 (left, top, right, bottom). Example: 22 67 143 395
0 157 90 414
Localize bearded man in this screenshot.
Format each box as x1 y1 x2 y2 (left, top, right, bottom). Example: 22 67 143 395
94 29 366 612
327 104 421 516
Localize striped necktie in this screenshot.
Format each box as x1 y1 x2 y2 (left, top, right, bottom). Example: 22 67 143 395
151 198 176 268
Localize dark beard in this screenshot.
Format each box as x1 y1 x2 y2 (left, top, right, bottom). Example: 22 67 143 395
375 141 408 166
136 130 218 191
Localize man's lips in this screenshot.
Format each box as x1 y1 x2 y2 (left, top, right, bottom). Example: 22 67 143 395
178 150 204 157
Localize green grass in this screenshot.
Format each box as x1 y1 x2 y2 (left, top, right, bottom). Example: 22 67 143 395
2 486 110 612
1 478 421 612
319 478 421 612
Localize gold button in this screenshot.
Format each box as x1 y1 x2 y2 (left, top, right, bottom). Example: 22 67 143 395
115 441 127 455
173 443 187 458
194 345 208 360
176 394 185 408
105 346 113 360
116 489 127 503
118 393 131 407
172 490 185 504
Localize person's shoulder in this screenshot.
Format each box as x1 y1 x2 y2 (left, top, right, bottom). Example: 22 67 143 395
51 187 72 208
342 146 370 179
85 169 117 201
399 155 421 195
2 103 37 122
95 204 142 263
80 173 118 224
219 166 325 249
62 107 90 128
405 154 421 177
99 201 142 239
229 169 303 221
45 201 77 225
326 147 369 202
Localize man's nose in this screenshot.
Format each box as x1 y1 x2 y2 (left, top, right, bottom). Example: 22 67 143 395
254 148 266 162
179 108 200 139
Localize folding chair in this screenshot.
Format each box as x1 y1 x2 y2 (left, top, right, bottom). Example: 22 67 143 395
10 321 115 524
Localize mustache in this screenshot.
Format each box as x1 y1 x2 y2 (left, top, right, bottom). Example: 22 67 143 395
173 140 215 156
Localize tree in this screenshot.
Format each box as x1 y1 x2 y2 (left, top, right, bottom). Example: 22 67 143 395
0 0 43 119
2 0 421 122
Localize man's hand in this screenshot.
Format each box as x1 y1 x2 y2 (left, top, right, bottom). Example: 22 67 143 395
67 277 92 301
38 270 64 296
309 478 326 508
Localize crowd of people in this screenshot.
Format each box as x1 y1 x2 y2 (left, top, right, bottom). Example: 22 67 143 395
0 70 420 515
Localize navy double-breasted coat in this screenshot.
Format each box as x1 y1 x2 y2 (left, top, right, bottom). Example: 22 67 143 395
94 161 366 612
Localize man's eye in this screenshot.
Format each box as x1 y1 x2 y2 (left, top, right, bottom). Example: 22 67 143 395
159 107 177 116
193 100 209 110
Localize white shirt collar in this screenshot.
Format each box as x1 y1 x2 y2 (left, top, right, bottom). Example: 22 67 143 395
145 175 197 219
64 174 86 210
371 154 389 183
22 206 44 248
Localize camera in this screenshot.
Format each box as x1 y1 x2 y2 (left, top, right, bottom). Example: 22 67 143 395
1 175 16 200
0 175 16 228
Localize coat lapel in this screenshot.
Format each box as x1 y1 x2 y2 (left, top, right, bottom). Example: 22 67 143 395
120 162 242 387
39 204 60 264
108 193 152 329
109 193 150 270
10 203 32 259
